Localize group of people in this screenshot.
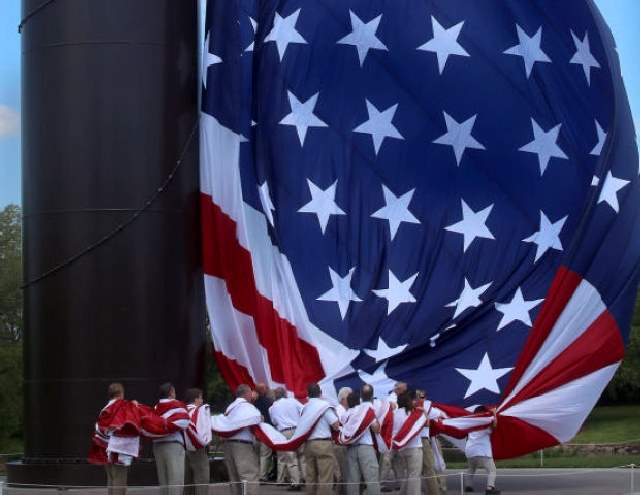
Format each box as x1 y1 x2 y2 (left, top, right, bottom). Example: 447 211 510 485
90 382 211 495
89 380 499 495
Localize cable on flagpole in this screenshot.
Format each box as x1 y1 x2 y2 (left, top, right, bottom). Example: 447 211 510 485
18 0 57 33
20 121 199 290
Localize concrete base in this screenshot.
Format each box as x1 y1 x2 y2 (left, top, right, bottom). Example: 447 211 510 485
6 457 228 487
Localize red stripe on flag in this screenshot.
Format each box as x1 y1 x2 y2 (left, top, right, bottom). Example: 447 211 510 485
201 193 325 393
502 267 582 398
491 415 558 460
503 309 624 409
213 350 256 392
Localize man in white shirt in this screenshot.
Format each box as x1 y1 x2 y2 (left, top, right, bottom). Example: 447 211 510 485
392 391 423 495
464 406 498 494
222 384 261 495
345 385 380 495
381 382 406 492
334 387 352 495
184 388 211 495
303 382 340 495
269 387 303 491
416 390 444 495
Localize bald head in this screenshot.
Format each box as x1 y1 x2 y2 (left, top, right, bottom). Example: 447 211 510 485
255 382 268 396
361 384 374 402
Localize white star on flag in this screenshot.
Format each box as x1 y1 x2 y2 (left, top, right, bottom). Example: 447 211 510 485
317 267 361 319
245 17 257 52
503 25 551 78
371 185 420 240
358 362 395 394
298 179 346 234
570 30 600 85
417 16 469 74
337 11 388 66
353 100 404 155
264 9 307 61
433 111 485 165
495 287 544 331
522 211 568 262
373 270 419 315
445 199 495 252
519 118 568 175
364 337 407 361
590 120 607 156
258 181 275 226
202 32 222 89
456 353 513 399
446 278 492 319
279 91 327 146
598 171 629 213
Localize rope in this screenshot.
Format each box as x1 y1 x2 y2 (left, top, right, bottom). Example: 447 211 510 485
20 121 198 290
18 0 57 33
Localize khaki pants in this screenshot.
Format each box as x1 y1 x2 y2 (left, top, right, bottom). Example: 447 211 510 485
185 448 210 495
277 429 301 485
258 441 273 480
379 451 396 489
333 445 348 495
466 456 496 489
421 438 441 495
154 441 186 495
392 447 423 495
346 444 380 495
105 463 128 495
304 439 335 495
223 440 259 495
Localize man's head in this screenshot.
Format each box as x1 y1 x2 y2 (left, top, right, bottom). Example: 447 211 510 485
159 382 175 400
235 384 253 401
393 382 407 395
307 382 321 399
108 382 124 400
474 405 488 414
397 390 413 411
415 389 426 401
274 387 287 400
361 384 374 402
337 387 352 407
255 382 268 396
346 391 361 409
185 387 203 406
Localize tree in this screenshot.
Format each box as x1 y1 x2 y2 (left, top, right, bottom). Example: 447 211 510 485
0 204 22 342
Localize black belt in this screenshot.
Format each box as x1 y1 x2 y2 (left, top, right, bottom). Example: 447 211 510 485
308 438 332 442
280 427 296 432
227 439 253 445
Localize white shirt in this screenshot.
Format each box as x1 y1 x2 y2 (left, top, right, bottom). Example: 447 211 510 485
336 404 348 424
420 402 443 439
392 408 422 449
226 398 259 442
465 428 493 458
356 402 378 446
307 399 338 440
269 398 302 431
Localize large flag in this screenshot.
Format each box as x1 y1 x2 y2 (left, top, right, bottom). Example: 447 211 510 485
200 0 639 457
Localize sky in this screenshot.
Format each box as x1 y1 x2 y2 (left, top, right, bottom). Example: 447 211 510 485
0 1 638 207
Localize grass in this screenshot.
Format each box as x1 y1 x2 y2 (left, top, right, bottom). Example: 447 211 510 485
570 405 640 444
448 455 639 469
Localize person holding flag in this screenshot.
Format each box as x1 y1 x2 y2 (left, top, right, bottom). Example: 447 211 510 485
183 388 212 495
391 391 425 495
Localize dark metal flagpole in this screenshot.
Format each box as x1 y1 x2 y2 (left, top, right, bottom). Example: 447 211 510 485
9 0 204 485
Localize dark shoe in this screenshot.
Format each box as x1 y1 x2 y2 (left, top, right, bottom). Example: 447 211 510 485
485 488 500 495
465 488 474 493
381 488 393 493
287 485 302 492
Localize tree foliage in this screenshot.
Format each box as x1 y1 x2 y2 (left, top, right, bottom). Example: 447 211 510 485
603 295 640 403
0 204 22 342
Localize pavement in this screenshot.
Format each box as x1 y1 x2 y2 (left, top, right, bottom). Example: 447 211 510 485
1 469 638 494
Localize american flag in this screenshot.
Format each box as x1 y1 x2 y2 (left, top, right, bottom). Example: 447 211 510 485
200 0 639 457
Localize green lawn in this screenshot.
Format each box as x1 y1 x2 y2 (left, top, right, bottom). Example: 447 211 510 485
448 455 639 469
570 405 640 444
